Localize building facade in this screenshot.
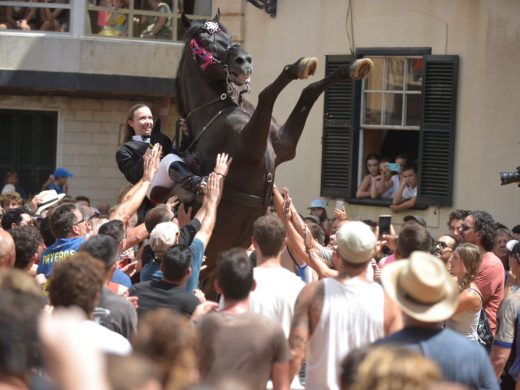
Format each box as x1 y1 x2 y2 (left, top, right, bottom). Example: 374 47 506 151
0 0 518 234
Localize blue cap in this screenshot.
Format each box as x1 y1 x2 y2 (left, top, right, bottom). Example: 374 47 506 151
308 199 327 209
53 167 74 178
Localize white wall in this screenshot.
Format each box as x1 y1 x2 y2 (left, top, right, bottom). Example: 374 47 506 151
240 0 520 233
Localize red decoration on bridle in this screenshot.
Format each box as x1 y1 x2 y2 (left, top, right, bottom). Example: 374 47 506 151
190 38 218 71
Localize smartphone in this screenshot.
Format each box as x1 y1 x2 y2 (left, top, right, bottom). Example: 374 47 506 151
335 200 344 211
378 215 392 238
386 162 401 172
118 257 131 268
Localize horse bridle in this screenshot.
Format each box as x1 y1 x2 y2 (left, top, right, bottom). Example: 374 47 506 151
190 21 241 72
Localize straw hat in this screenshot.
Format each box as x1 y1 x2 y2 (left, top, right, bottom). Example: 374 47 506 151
381 251 459 322
35 190 66 216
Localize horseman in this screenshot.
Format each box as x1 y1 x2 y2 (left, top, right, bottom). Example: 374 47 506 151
115 103 208 212
115 11 374 295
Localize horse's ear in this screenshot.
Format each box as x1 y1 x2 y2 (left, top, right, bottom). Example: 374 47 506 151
213 8 221 22
181 13 192 29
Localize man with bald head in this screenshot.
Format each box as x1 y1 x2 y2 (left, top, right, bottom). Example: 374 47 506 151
0 229 15 268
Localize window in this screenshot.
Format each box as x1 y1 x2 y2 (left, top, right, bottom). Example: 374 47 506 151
87 0 212 41
0 1 71 33
0 1 211 40
321 50 458 207
0 109 57 196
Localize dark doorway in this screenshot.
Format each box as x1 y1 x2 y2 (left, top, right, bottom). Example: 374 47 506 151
0 109 57 197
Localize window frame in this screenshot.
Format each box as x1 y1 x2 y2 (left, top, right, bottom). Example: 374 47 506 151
320 48 459 208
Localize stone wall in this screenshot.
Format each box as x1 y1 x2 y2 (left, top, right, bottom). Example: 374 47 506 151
0 94 178 208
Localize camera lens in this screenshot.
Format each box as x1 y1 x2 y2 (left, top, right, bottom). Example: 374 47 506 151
500 171 520 185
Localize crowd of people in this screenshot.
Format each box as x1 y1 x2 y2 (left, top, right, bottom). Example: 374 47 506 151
356 153 418 212
0 102 519 390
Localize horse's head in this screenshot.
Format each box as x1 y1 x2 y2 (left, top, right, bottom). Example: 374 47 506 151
181 11 253 87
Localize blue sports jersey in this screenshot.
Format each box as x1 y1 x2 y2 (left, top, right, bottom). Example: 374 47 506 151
37 237 86 277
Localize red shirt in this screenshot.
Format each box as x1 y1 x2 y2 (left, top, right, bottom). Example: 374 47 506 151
474 251 505 335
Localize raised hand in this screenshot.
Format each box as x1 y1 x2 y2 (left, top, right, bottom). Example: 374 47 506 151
334 207 348 221
142 143 161 182
214 153 232 177
282 187 293 221
177 203 193 228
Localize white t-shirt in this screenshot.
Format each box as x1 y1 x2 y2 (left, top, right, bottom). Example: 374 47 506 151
80 320 132 356
249 266 305 338
402 185 417 199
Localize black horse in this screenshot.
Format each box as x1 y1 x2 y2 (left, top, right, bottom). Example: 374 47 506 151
177 12 373 289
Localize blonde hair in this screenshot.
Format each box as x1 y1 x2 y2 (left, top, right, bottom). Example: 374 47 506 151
455 243 482 292
351 346 441 390
0 192 23 208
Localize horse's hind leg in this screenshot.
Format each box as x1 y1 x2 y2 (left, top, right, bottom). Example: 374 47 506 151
274 58 373 164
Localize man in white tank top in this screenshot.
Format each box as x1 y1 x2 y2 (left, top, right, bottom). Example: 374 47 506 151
288 221 401 390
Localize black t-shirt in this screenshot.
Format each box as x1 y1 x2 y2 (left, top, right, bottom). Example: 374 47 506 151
95 287 138 339
128 279 199 318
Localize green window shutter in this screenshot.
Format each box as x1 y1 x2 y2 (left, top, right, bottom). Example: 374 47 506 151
418 55 459 206
321 55 355 198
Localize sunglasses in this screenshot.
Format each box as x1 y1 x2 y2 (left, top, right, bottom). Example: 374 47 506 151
459 223 473 232
73 217 85 226
434 241 451 250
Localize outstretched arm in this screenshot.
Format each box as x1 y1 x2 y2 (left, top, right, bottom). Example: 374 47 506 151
194 153 231 247
110 144 161 223
184 154 231 293
303 226 337 279
272 186 308 267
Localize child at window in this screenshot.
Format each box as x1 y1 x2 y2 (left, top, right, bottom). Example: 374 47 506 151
98 0 128 37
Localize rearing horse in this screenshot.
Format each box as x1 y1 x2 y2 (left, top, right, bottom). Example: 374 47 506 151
176 12 372 288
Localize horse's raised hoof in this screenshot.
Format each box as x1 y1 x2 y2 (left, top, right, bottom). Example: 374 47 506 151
350 58 374 80
296 57 318 79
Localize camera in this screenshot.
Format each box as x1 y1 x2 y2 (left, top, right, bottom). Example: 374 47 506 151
500 167 520 186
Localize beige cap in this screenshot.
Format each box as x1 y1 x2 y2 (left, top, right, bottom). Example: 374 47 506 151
149 222 179 254
336 221 376 264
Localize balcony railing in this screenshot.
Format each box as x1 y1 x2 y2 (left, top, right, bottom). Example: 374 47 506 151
0 0 212 41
